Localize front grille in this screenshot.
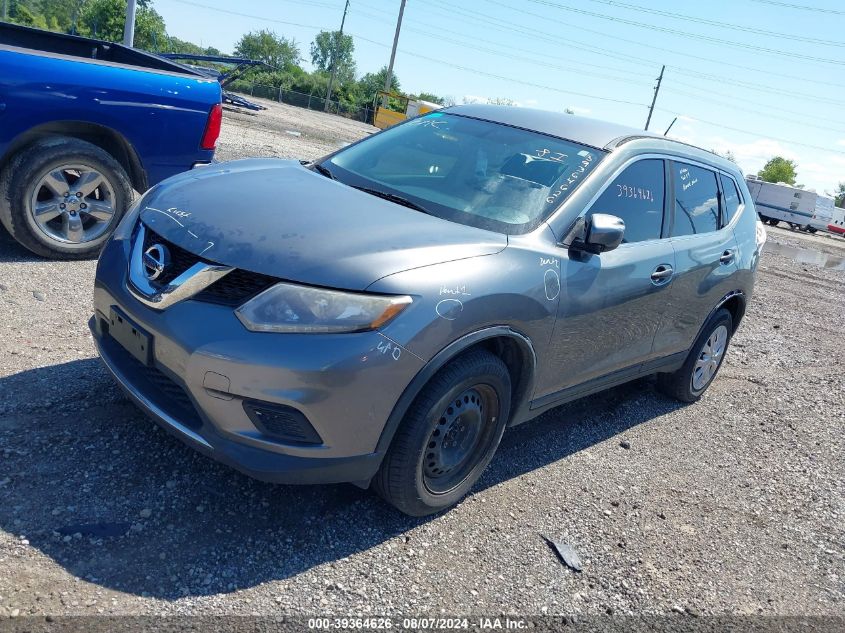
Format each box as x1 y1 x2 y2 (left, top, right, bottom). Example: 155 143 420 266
196 269 277 306
141 224 277 306
100 322 203 430
142 225 211 286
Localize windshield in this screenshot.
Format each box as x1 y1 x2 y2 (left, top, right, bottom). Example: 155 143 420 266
325 112 606 234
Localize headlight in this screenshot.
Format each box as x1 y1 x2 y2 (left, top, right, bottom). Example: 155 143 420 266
235 282 412 333
112 186 157 241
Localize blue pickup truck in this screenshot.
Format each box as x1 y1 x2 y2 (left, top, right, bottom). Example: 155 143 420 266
0 22 222 258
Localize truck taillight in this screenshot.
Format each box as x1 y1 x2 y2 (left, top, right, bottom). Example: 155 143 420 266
200 103 222 150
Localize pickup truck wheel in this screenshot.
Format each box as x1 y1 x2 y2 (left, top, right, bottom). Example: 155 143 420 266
657 308 733 403
372 350 511 516
0 138 132 259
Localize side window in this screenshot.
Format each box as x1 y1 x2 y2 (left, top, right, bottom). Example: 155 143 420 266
588 159 665 244
672 162 720 236
719 174 742 226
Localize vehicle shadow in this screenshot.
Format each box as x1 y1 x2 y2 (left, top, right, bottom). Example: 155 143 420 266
0 358 684 599
0 223 55 263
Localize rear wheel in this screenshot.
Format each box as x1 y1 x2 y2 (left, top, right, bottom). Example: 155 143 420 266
0 137 132 259
657 309 732 403
373 350 511 516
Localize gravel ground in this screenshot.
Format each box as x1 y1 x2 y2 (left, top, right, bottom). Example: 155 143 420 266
0 102 843 618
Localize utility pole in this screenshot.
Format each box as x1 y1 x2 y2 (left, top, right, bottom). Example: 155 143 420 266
644 64 665 131
123 0 137 47
3 0 8 21
382 0 406 107
663 116 677 136
324 0 350 112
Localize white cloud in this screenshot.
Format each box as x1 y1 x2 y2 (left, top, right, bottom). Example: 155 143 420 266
461 95 524 106
665 119 841 193
837 139 845 147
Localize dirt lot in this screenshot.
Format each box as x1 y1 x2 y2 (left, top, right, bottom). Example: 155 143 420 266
0 101 843 618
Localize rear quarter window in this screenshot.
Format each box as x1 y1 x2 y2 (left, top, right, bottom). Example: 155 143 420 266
672 162 720 237
720 174 742 226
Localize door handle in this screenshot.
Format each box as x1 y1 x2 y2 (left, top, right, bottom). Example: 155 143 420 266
719 249 735 264
650 264 674 284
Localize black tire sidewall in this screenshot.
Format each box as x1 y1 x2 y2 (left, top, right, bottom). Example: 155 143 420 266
378 351 512 516
4 138 132 259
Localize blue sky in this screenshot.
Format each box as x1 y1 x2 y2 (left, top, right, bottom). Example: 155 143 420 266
156 0 845 195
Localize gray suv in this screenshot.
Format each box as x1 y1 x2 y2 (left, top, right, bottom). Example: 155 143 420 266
90 105 762 515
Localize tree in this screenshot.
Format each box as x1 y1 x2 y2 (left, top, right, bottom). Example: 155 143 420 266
77 0 166 51
834 182 845 208
487 97 516 106
6 0 49 28
758 156 797 185
310 30 356 84
414 92 445 105
358 66 400 103
234 29 300 70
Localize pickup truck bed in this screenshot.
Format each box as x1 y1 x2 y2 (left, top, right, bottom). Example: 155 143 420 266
0 22 222 258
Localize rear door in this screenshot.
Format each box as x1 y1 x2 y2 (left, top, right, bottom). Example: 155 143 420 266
653 160 740 359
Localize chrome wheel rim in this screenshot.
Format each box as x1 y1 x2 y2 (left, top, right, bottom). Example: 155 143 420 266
29 164 116 244
423 385 499 495
692 324 728 391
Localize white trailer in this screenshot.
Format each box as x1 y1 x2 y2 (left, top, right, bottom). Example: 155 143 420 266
745 177 817 230
826 204 845 238
810 195 837 233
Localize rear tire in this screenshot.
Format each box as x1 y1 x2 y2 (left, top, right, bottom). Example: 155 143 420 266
0 137 132 259
657 308 733 403
372 350 511 516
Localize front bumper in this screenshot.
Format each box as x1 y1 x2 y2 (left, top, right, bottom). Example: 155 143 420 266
91 237 423 485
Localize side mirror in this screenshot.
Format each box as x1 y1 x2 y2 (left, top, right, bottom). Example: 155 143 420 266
571 213 625 254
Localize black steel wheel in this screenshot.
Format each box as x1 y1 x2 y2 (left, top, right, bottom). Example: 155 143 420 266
373 349 511 516
422 385 500 495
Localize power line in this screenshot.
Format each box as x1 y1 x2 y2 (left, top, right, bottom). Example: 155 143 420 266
586 0 845 48
349 4 650 88
523 0 845 65
353 0 656 80
666 79 845 130
656 108 845 155
664 86 845 135
748 0 845 15
354 33 649 107
485 0 845 104
169 0 327 31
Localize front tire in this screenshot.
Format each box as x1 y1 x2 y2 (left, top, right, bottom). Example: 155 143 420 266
0 137 132 259
657 308 733 403
373 350 511 516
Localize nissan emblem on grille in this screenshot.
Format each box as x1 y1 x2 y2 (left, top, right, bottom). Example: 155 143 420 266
143 243 170 281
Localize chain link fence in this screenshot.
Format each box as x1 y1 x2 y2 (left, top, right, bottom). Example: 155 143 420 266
227 81 375 124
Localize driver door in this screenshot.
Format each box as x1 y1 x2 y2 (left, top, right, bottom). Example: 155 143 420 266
537 158 676 399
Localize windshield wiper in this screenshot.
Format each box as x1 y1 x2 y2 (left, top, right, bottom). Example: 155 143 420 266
351 185 432 215
311 163 335 180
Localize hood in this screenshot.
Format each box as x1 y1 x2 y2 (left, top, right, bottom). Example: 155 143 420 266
139 159 506 290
